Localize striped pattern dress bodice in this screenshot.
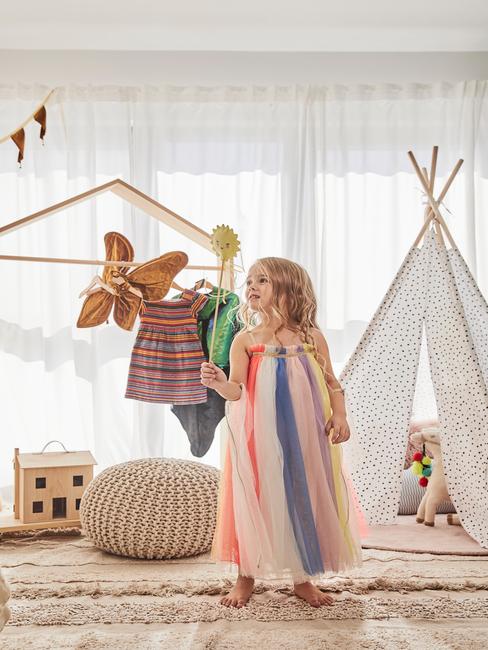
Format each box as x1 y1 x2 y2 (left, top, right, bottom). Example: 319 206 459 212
125 289 209 405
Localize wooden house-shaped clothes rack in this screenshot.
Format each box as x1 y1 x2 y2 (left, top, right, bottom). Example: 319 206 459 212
0 181 238 531
0 178 235 290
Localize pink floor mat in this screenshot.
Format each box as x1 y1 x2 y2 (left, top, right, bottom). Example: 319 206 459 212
362 514 488 555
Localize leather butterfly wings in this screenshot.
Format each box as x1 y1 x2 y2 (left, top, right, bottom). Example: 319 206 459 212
77 232 188 331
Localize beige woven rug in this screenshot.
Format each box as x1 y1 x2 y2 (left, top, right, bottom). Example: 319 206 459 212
2 533 488 649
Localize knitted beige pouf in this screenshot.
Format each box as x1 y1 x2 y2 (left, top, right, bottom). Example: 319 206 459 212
80 458 220 559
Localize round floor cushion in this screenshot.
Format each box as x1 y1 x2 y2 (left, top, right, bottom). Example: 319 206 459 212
80 458 221 559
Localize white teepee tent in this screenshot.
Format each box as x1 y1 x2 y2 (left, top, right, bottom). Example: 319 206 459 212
340 149 488 548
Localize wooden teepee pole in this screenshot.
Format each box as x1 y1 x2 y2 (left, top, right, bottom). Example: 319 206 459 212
427 146 445 244
409 150 463 249
429 145 438 188
421 149 445 246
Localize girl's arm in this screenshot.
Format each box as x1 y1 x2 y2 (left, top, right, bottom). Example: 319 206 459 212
312 328 350 443
200 331 250 401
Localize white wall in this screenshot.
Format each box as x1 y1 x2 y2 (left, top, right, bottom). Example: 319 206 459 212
1 51 487 85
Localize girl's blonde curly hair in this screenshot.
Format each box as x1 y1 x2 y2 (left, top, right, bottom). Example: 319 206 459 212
238 256 319 347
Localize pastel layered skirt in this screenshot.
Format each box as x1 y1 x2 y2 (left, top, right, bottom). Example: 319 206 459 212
212 343 367 582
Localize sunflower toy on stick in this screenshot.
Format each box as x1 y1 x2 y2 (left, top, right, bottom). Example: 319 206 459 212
208 225 240 362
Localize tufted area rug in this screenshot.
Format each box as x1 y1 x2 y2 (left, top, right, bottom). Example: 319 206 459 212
363 515 488 555
1 532 488 649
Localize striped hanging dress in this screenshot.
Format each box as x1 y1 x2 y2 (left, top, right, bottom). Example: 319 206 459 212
125 289 209 404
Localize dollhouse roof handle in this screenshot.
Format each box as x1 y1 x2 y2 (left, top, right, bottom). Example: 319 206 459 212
40 440 69 453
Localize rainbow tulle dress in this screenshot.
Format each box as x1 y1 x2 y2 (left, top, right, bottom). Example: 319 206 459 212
212 341 367 582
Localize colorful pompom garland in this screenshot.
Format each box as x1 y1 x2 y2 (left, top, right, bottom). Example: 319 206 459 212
410 443 432 487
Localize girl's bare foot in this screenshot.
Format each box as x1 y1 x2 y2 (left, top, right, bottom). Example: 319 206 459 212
220 575 255 608
294 581 334 607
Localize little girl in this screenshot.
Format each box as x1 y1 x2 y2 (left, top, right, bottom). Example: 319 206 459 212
201 257 366 608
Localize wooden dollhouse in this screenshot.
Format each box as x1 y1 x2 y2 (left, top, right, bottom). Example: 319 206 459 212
0 443 96 532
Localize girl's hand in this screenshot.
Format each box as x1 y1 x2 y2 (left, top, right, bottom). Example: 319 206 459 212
200 361 227 389
325 414 350 444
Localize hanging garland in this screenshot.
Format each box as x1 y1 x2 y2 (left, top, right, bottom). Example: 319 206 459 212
0 88 56 165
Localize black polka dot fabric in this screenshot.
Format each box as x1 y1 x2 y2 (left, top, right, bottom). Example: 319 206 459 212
426 235 488 547
340 229 488 548
448 248 488 389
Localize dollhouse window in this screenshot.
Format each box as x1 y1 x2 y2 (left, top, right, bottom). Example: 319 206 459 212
75 498 81 510
52 497 67 518
36 477 46 489
73 475 83 487
32 501 43 513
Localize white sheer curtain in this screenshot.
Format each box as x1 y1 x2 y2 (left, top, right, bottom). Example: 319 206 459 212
0 81 487 497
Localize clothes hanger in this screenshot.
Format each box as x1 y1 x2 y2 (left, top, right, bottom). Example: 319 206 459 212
193 277 214 291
